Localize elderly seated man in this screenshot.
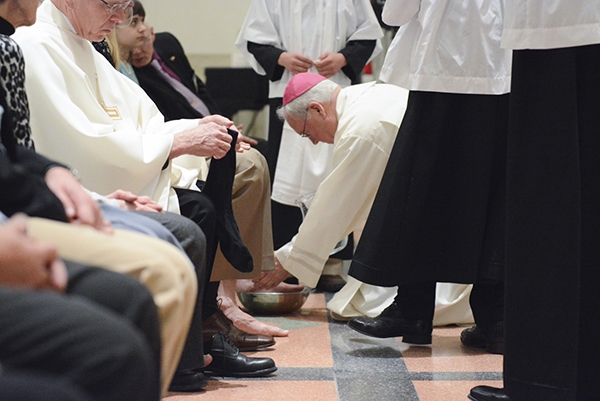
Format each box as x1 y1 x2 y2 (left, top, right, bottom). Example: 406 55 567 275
256 73 475 340
11 0 277 392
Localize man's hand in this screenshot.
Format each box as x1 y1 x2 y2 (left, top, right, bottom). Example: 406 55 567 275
106 190 163 212
278 52 314 74
44 166 111 232
252 253 292 290
170 117 234 159
314 52 347 78
0 214 68 292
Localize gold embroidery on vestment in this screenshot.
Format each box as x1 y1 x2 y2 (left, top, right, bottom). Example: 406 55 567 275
95 74 122 120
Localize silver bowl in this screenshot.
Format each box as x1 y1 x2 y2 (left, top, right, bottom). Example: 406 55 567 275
237 287 312 315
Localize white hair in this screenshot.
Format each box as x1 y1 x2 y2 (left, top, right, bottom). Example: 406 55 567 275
276 79 340 121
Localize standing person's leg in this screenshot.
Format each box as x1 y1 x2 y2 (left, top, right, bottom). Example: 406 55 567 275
25 217 197 396
348 281 435 344
573 44 600 401
503 47 581 401
0 288 158 401
471 47 584 401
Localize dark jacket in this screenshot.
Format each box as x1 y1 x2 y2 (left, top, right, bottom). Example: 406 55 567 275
134 32 219 121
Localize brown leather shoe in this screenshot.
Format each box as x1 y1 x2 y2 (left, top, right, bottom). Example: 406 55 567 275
202 309 275 351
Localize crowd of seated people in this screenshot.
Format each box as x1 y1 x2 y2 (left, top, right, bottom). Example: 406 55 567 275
0 0 285 398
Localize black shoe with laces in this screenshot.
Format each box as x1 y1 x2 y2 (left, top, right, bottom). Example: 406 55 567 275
202 333 277 377
347 302 433 344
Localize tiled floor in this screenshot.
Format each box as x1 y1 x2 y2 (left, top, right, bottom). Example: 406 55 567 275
163 292 502 401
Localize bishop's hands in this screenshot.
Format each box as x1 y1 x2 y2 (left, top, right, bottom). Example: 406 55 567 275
0 214 68 292
252 253 292 290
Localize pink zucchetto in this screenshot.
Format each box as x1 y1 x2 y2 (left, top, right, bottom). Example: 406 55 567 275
282 73 327 106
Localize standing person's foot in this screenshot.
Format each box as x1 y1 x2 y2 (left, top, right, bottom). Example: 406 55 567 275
202 308 276 351
347 302 433 344
202 333 277 377
468 386 511 400
460 322 504 354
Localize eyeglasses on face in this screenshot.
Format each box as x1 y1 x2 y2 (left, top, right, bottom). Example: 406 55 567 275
98 0 133 14
98 0 134 27
300 108 310 138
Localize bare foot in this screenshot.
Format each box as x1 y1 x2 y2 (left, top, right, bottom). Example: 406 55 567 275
203 354 212 367
236 278 304 293
219 280 290 337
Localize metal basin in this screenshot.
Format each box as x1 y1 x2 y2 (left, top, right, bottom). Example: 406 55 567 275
237 287 311 315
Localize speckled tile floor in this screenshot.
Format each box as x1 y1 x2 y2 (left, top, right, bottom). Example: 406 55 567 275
163 292 502 401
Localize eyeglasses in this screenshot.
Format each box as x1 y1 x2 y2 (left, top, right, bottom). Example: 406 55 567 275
98 0 134 26
300 108 310 138
98 0 133 14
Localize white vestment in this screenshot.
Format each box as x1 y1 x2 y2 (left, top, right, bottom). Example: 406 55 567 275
275 82 473 324
13 1 208 213
236 0 383 205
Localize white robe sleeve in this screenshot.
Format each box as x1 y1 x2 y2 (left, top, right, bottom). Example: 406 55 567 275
275 128 394 288
382 0 421 27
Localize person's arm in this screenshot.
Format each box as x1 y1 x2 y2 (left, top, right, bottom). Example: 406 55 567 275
0 149 68 223
247 41 286 81
0 214 68 292
338 40 377 81
260 128 394 289
12 147 108 231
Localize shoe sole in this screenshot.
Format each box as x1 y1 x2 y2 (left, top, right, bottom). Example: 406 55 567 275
461 339 504 355
168 380 208 392
236 341 276 352
349 324 432 345
202 366 277 378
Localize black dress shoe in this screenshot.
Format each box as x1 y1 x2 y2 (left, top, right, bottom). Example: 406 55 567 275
202 309 276 351
202 333 277 377
168 370 208 392
347 302 432 344
460 322 504 354
468 386 511 400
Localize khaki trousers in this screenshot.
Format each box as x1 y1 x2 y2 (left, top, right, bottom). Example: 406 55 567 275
26 218 197 396
211 148 275 281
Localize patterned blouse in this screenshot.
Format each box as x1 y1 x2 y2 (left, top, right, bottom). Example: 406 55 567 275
0 17 34 149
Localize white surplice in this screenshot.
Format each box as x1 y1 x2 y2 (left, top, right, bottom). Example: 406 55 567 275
236 0 383 206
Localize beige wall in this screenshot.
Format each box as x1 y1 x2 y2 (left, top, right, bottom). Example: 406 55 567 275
140 0 253 77
139 0 269 139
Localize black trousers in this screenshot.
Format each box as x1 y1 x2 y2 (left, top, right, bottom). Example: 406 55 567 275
135 210 208 371
0 370 93 401
504 45 600 401
0 262 161 401
174 188 219 322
